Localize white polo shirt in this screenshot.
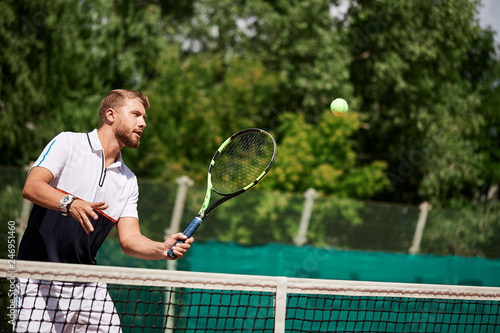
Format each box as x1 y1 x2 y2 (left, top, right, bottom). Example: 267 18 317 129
18 130 139 264
34 129 138 221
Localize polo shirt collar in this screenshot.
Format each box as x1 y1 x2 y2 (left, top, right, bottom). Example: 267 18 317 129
88 129 123 171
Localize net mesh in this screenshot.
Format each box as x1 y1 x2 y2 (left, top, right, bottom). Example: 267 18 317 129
1 259 499 332
211 130 276 194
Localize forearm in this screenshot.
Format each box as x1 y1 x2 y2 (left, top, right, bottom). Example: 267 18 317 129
117 217 193 260
119 234 167 260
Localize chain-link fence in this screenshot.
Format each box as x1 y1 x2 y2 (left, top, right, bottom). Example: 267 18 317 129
1 166 499 259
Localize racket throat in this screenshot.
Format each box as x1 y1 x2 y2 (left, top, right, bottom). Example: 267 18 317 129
199 175 213 217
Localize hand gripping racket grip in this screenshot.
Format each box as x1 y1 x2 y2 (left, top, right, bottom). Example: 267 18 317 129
167 216 202 259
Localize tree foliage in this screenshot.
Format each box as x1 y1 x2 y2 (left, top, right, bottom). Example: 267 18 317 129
180 0 354 117
264 111 388 198
347 0 499 207
126 49 280 183
0 0 172 165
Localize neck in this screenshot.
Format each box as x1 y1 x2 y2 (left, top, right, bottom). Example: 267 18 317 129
97 127 123 168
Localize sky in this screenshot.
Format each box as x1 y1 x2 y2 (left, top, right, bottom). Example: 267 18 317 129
331 0 500 47
478 0 500 46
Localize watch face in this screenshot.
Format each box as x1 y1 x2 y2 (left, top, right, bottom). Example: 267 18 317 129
62 195 71 204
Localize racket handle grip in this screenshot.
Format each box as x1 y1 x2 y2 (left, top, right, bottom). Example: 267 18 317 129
167 217 202 259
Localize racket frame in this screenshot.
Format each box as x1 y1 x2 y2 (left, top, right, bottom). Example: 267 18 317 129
167 128 276 258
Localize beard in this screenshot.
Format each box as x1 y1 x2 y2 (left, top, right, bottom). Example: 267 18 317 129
115 120 141 149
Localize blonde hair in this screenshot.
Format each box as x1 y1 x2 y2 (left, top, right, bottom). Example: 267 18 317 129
99 89 150 126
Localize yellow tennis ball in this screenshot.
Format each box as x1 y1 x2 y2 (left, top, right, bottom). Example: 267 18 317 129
330 98 348 116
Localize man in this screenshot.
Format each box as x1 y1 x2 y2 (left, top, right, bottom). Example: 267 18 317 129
15 89 194 332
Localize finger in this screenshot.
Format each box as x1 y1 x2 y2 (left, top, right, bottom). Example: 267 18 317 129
173 232 188 240
172 240 189 251
91 209 100 221
174 242 191 253
90 202 107 220
164 234 193 252
92 202 109 210
172 237 194 245
171 247 186 258
82 215 94 234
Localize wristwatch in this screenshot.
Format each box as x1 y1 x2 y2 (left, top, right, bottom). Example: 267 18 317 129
60 194 76 216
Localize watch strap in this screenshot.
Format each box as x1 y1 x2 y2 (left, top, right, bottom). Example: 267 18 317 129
60 195 77 215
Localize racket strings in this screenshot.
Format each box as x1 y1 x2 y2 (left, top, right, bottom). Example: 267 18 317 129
211 132 275 195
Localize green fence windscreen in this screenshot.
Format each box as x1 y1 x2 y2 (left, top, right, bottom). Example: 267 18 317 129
97 240 500 287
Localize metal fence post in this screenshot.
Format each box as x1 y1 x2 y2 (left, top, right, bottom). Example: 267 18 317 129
409 201 432 254
17 163 33 250
166 175 194 267
293 188 318 246
164 175 193 333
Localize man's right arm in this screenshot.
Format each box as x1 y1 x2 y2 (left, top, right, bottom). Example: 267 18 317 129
22 166 108 234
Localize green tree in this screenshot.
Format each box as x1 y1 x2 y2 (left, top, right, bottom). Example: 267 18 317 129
476 62 500 203
125 48 279 183
0 1 84 166
347 0 499 207
0 0 175 166
177 0 354 117
264 111 388 198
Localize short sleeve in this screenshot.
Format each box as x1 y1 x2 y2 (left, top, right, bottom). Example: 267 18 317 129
120 178 139 219
31 132 72 179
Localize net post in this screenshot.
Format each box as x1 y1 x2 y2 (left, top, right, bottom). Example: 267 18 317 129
274 277 288 333
293 188 318 246
409 201 432 254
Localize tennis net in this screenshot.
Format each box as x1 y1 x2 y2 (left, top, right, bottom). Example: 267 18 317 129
1 259 499 332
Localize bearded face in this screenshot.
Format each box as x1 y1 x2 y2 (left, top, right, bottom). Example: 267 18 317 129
113 98 146 149
115 115 141 148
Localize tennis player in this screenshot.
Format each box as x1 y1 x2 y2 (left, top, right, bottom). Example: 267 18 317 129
15 89 194 332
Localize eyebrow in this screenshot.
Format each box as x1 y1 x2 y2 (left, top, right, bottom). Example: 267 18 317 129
132 109 147 120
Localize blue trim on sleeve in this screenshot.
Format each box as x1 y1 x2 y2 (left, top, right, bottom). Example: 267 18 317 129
36 140 56 167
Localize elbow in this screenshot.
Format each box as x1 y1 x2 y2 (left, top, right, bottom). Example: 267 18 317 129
122 247 133 256
22 178 39 202
22 184 34 201
119 239 134 256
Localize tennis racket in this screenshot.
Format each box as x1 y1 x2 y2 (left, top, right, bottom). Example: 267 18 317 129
167 128 277 258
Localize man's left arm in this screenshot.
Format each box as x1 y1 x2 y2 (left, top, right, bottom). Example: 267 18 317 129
116 217 194 260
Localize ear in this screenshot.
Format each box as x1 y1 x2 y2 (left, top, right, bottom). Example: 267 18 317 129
105 108 117 124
